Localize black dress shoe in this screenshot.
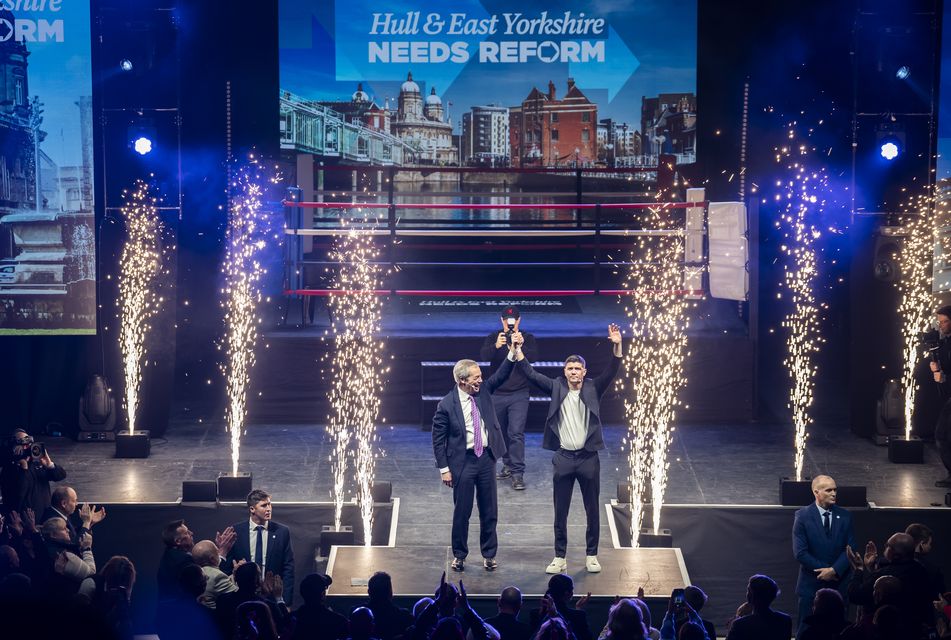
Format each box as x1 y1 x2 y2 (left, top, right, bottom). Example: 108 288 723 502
497 466 512 479
512 474 526 490
936 477 951 488
483 557 498 571
451 557 465 572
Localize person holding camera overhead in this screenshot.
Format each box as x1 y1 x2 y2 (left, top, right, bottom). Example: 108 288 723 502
480 306 539 491
0 428 66 516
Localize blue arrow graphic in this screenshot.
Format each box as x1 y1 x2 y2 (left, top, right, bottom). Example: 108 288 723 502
568 25 639 103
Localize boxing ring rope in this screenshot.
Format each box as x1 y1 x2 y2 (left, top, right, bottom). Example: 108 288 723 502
280 196 709 323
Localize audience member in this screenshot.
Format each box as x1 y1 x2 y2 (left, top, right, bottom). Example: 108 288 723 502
839 575 902 640
293 573 349 640
0 544 18 579
799 588 847 640
157 518 235 602
236 599 282 640
683 586 715 640
91 555 136 640
599 598 649 640
42 486 107 545
40 516 95 599
486 586 532 640
629 596 660 640
157 562 222 640
676 623 705 640
351 606 382 640
725 574 792 640
658 590 708 640
906 522 946 597
365 570 415 640
536 617 574 640
194 538 237 609
847 532 935 635
531 574 592 640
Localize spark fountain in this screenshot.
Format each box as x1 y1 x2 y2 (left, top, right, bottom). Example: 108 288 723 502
221 160 274 478
325 212 387 540
776 138 824 481
898 193 937 441
621 203 691 543
117 180 163 437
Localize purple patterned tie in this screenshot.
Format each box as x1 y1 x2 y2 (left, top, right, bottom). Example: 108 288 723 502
470 396 483 457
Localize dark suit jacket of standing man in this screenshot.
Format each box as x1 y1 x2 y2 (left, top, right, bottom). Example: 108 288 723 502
226 519 296 605
432 358 513 479
792 502 855 607
516 354 620 452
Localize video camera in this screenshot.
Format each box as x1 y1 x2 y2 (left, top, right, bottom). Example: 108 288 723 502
10 434 45 461
920 330 941 363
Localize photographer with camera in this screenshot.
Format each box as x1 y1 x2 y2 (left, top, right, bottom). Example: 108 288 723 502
0 428 66 516
659 588 711 640
917 306 951 487
480 306 539 491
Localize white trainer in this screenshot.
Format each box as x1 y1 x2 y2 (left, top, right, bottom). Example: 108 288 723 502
545 557 567 574
585 556 601 573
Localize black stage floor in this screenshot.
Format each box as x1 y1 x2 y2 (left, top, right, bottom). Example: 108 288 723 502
55 420 947 508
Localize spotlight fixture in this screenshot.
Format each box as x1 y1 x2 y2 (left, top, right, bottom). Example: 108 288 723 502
119 58 133 72
133 136 153 156
879 139 900 161
895 65 910 80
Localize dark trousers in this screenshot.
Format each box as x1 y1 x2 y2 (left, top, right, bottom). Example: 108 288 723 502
451 448 498 560
495 391 529 474
552 449 600 556
937 398 951 474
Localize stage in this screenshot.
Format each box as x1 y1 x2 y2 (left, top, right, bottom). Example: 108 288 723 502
41 418 951 632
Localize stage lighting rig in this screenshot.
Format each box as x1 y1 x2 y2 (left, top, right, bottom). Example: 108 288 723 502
119 58 133 72
133 136 153 156
879 138 901 160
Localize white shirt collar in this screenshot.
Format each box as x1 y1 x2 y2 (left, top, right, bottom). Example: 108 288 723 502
816 504 832 516
457 387 474 403
249 518 269 531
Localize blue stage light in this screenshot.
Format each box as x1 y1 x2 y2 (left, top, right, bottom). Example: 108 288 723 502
880 140 900 160
133 136 153 155
120 58 133 72
896 66 910 80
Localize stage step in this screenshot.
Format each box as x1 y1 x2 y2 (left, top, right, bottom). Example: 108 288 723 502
326 545 689 598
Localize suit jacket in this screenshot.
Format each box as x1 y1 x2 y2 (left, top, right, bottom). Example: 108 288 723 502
792 503 855 596
199 565 237 609
40 506 85 544
516 353 621 451
226 519 296 606
432 358 513 479
724 610 791 640
485 612 531 640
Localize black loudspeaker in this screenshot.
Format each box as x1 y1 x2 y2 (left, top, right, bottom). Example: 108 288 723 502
319 525 354 557
850 219 904 438
637 528 673 547
217 472 253 502
780 478 814 506
115 431 150 458
182 481 218 502
371 481 392 503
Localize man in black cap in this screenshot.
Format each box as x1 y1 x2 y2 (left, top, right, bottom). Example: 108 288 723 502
292 573 348 640
480 306 539 490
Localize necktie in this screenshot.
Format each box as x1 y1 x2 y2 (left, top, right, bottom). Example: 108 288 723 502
254 525 264 568
823 511 830 535
470 396 483 457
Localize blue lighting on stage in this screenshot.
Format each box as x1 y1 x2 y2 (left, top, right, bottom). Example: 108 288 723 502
896 65 910 80
120 58 133 72
133 136 153 155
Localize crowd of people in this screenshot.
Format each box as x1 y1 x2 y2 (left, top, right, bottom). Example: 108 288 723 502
0 475 948 640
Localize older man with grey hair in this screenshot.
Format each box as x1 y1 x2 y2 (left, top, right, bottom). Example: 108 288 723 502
432 334 525 572
192 538 237 609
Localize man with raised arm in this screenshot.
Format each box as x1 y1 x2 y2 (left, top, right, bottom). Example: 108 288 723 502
517 324 623 574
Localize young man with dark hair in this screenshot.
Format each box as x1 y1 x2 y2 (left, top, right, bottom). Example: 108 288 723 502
364 571 414 640
517 324 623 574
726 575 792 640
225 488 296 605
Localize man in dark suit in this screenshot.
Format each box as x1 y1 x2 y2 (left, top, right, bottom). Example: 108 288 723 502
226 488 296 605
157 519 236 603
792 474 855 638
725 574 792 640
432 336 524 572
41 485 106 544
517 324 622 574
486 586 531 640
